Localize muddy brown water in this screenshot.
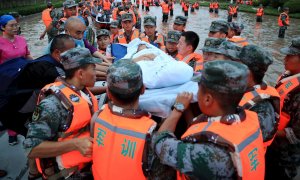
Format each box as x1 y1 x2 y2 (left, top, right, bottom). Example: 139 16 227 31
20 3 300 85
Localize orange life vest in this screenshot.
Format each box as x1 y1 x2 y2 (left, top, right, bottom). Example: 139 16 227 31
278 12 290 26
179 110 265 180
209 2 214 8
228 36 249 47
229 6 235 15
179 53 203 72
162 3 169 13
112 8 118 20
129 9 137 24
98 49 106 55
183 3 188 11
239 85 281 148
256 8 264 16
42 8 52 28
118 28 140 44
275 73 300 130
232 6 238 13
213 2 219 8
140 32 166 51
92 104 156 180
36 80 98 178
110 33 117 43
103 0 111 10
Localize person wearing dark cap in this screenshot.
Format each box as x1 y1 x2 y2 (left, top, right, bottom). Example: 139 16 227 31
109 20 120 42
114 13 140 44
140 16 165 51
166 30 181 59
177 31 203 72
278 7 289 38
238 45 280 150
96 29 111 55
201 37 227 61
265 37 300 180
92 59 176 179
173 15 187 32
256 4 264 22
208 20 229 38
24 47 101 179
152 60 265 179
228 22 249 47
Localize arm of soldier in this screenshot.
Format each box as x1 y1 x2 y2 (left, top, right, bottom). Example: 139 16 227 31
283 93 300 144
40 23 53 40
158 92 193 132
250 101 276 142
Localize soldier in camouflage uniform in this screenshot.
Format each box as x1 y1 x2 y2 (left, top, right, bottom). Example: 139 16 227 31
239 45 280 147
208 20 229 38
173 16 187 32
152 60 265 179
96 29 111 55
266 37 300 179
165 30 181 60
24 47 102 179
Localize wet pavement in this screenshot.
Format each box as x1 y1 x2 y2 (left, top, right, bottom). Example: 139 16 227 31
1 3 300 179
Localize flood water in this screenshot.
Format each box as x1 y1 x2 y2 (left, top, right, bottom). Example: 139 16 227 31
20 3 300 85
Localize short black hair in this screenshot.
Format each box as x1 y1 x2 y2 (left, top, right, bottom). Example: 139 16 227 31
181 31 199 52
200 84 243 112
50 34 74 54
108 86 143 105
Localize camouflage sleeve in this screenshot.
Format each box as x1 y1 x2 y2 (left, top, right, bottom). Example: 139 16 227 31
151 131 235 179
285 92 300 144
23 95 68 153
251 100 276 142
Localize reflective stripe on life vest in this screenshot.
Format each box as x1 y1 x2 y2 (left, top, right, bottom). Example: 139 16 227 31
36 80 98 177
180 110 265 180
140 32 166 51
275 73 300 130
239 85 281 147
92 105 156 180
278 12 290 26
228 37 249 47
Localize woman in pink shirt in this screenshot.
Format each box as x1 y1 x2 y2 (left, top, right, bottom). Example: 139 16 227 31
0 15 33 145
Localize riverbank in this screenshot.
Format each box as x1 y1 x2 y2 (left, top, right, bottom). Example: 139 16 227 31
0 0 299 18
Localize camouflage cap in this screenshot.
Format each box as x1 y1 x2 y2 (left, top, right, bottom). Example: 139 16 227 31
192 60 249 94
107 59 143 95
143 16 156 26
229 22 244 34
218 41 242 60
60 47 102 70
201 38 225 53
209 20 229 34
280 37 300 55
96 29 110 38
63 0 77 8
121 13 133 22
110 20 119 28
174 16 187 25
166 30 182 43
239 45 273 76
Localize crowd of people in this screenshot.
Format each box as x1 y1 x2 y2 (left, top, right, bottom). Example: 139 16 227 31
0 0 299 179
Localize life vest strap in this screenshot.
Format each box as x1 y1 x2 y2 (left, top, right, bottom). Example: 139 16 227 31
58 124 90 139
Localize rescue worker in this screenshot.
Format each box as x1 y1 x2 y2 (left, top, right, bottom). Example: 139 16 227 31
228 22 249 47
161 0 170 23
109 20 119 43
97 29 111 55
265 37 300 180
227 3 234 22
140 16 165 51
24 47 101 179
173 15 187 32
201 37 226 62
145 0 150 12
169 0 174 16
165 30 182 60
183 2 189 16
213 0 219 14
92 59 176 180
278 7 289 38
239 45 280 149
233 4 239 17
40 0 77 42
103 0 112 22
114 13 140 44
209 0 214 12
132 5 142 29
41 2 53 31
177 31 203 72
256 4 264 22
208 20 229 38
152 60 265 179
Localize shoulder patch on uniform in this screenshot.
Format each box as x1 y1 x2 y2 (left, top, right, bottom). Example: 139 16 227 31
32 106 42 121
69 94 80 102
